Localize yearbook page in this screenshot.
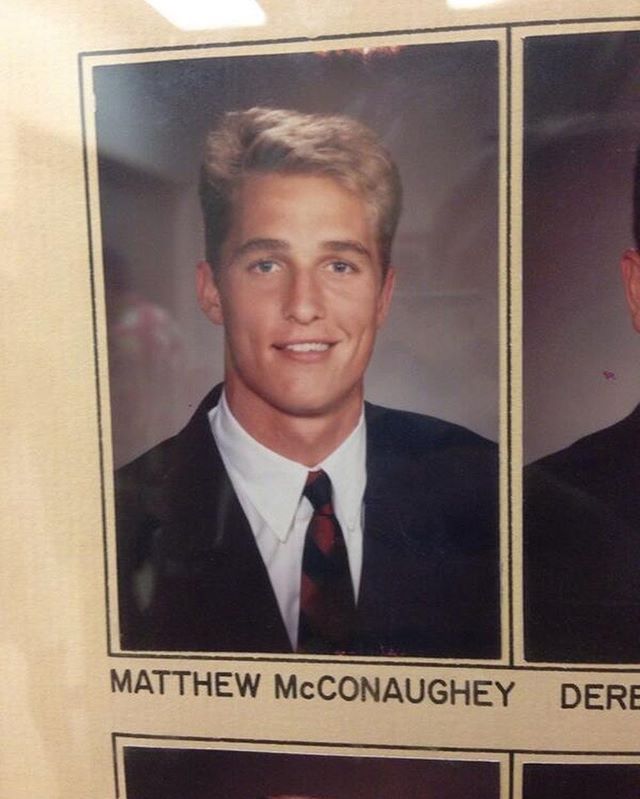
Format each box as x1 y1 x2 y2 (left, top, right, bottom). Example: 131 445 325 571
2 1 640 796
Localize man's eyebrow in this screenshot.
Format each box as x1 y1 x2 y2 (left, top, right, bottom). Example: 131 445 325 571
232 238 290 258
229 238 372 261
321 239 372 259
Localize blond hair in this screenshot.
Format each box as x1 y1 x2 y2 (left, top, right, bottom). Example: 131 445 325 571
199 107 402 272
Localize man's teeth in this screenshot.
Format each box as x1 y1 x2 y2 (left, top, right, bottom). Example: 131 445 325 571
284 342 330 352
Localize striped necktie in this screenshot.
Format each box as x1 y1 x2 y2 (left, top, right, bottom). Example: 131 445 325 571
297 469 356 653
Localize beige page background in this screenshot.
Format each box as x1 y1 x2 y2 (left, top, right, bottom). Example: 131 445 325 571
3 2 640 798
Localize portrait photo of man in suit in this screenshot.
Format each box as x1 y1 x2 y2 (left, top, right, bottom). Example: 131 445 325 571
113 105 500 657
525 149 640 663
522 32 640 664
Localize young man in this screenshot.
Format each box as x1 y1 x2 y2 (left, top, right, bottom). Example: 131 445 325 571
524 148 640 664
115 107 500 657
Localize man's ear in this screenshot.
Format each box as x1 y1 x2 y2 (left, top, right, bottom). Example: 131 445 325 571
376 265 396 327
196 260 224 325
621 249 640 333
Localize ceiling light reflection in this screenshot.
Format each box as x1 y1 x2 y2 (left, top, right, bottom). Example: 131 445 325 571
143 0 266 31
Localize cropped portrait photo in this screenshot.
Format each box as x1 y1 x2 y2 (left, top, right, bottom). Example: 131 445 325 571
91 39 502 657
522 31 640 663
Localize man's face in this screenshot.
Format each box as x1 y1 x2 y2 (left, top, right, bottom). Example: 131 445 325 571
197 172 394 424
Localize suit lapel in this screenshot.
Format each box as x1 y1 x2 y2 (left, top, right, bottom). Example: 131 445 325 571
158 385 292 653
358 402 481 657
357 402 433 654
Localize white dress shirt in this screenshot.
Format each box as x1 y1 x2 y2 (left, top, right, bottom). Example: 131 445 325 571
208 391 366 649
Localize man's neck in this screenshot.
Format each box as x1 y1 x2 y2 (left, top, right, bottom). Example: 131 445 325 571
223 387 363 467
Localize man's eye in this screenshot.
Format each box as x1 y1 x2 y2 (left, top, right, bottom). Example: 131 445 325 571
251 260 280 274
329 261 355 274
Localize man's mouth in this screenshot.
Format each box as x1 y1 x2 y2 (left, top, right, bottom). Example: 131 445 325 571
282 342 331 353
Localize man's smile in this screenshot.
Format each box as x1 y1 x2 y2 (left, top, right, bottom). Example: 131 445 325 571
274 340 335 353
273 339 337 361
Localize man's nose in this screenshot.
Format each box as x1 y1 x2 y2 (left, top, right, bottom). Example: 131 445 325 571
283 269 324 324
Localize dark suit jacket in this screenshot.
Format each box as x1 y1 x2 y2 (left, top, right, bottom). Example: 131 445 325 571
115 385 500 657
524 405 640 663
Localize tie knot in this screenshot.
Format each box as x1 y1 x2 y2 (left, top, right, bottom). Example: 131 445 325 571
303 469 333 511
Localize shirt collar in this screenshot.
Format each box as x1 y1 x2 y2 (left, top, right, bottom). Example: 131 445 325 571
209 390 366 542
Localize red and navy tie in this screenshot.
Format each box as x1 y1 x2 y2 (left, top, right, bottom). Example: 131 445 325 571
297 470 356 653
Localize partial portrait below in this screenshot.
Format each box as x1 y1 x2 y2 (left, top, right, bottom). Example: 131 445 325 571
121 747 500 799
523 763 640 799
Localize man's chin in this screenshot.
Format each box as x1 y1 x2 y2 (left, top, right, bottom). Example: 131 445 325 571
265 388 362 421
226 373 364 423
268 398 341 419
